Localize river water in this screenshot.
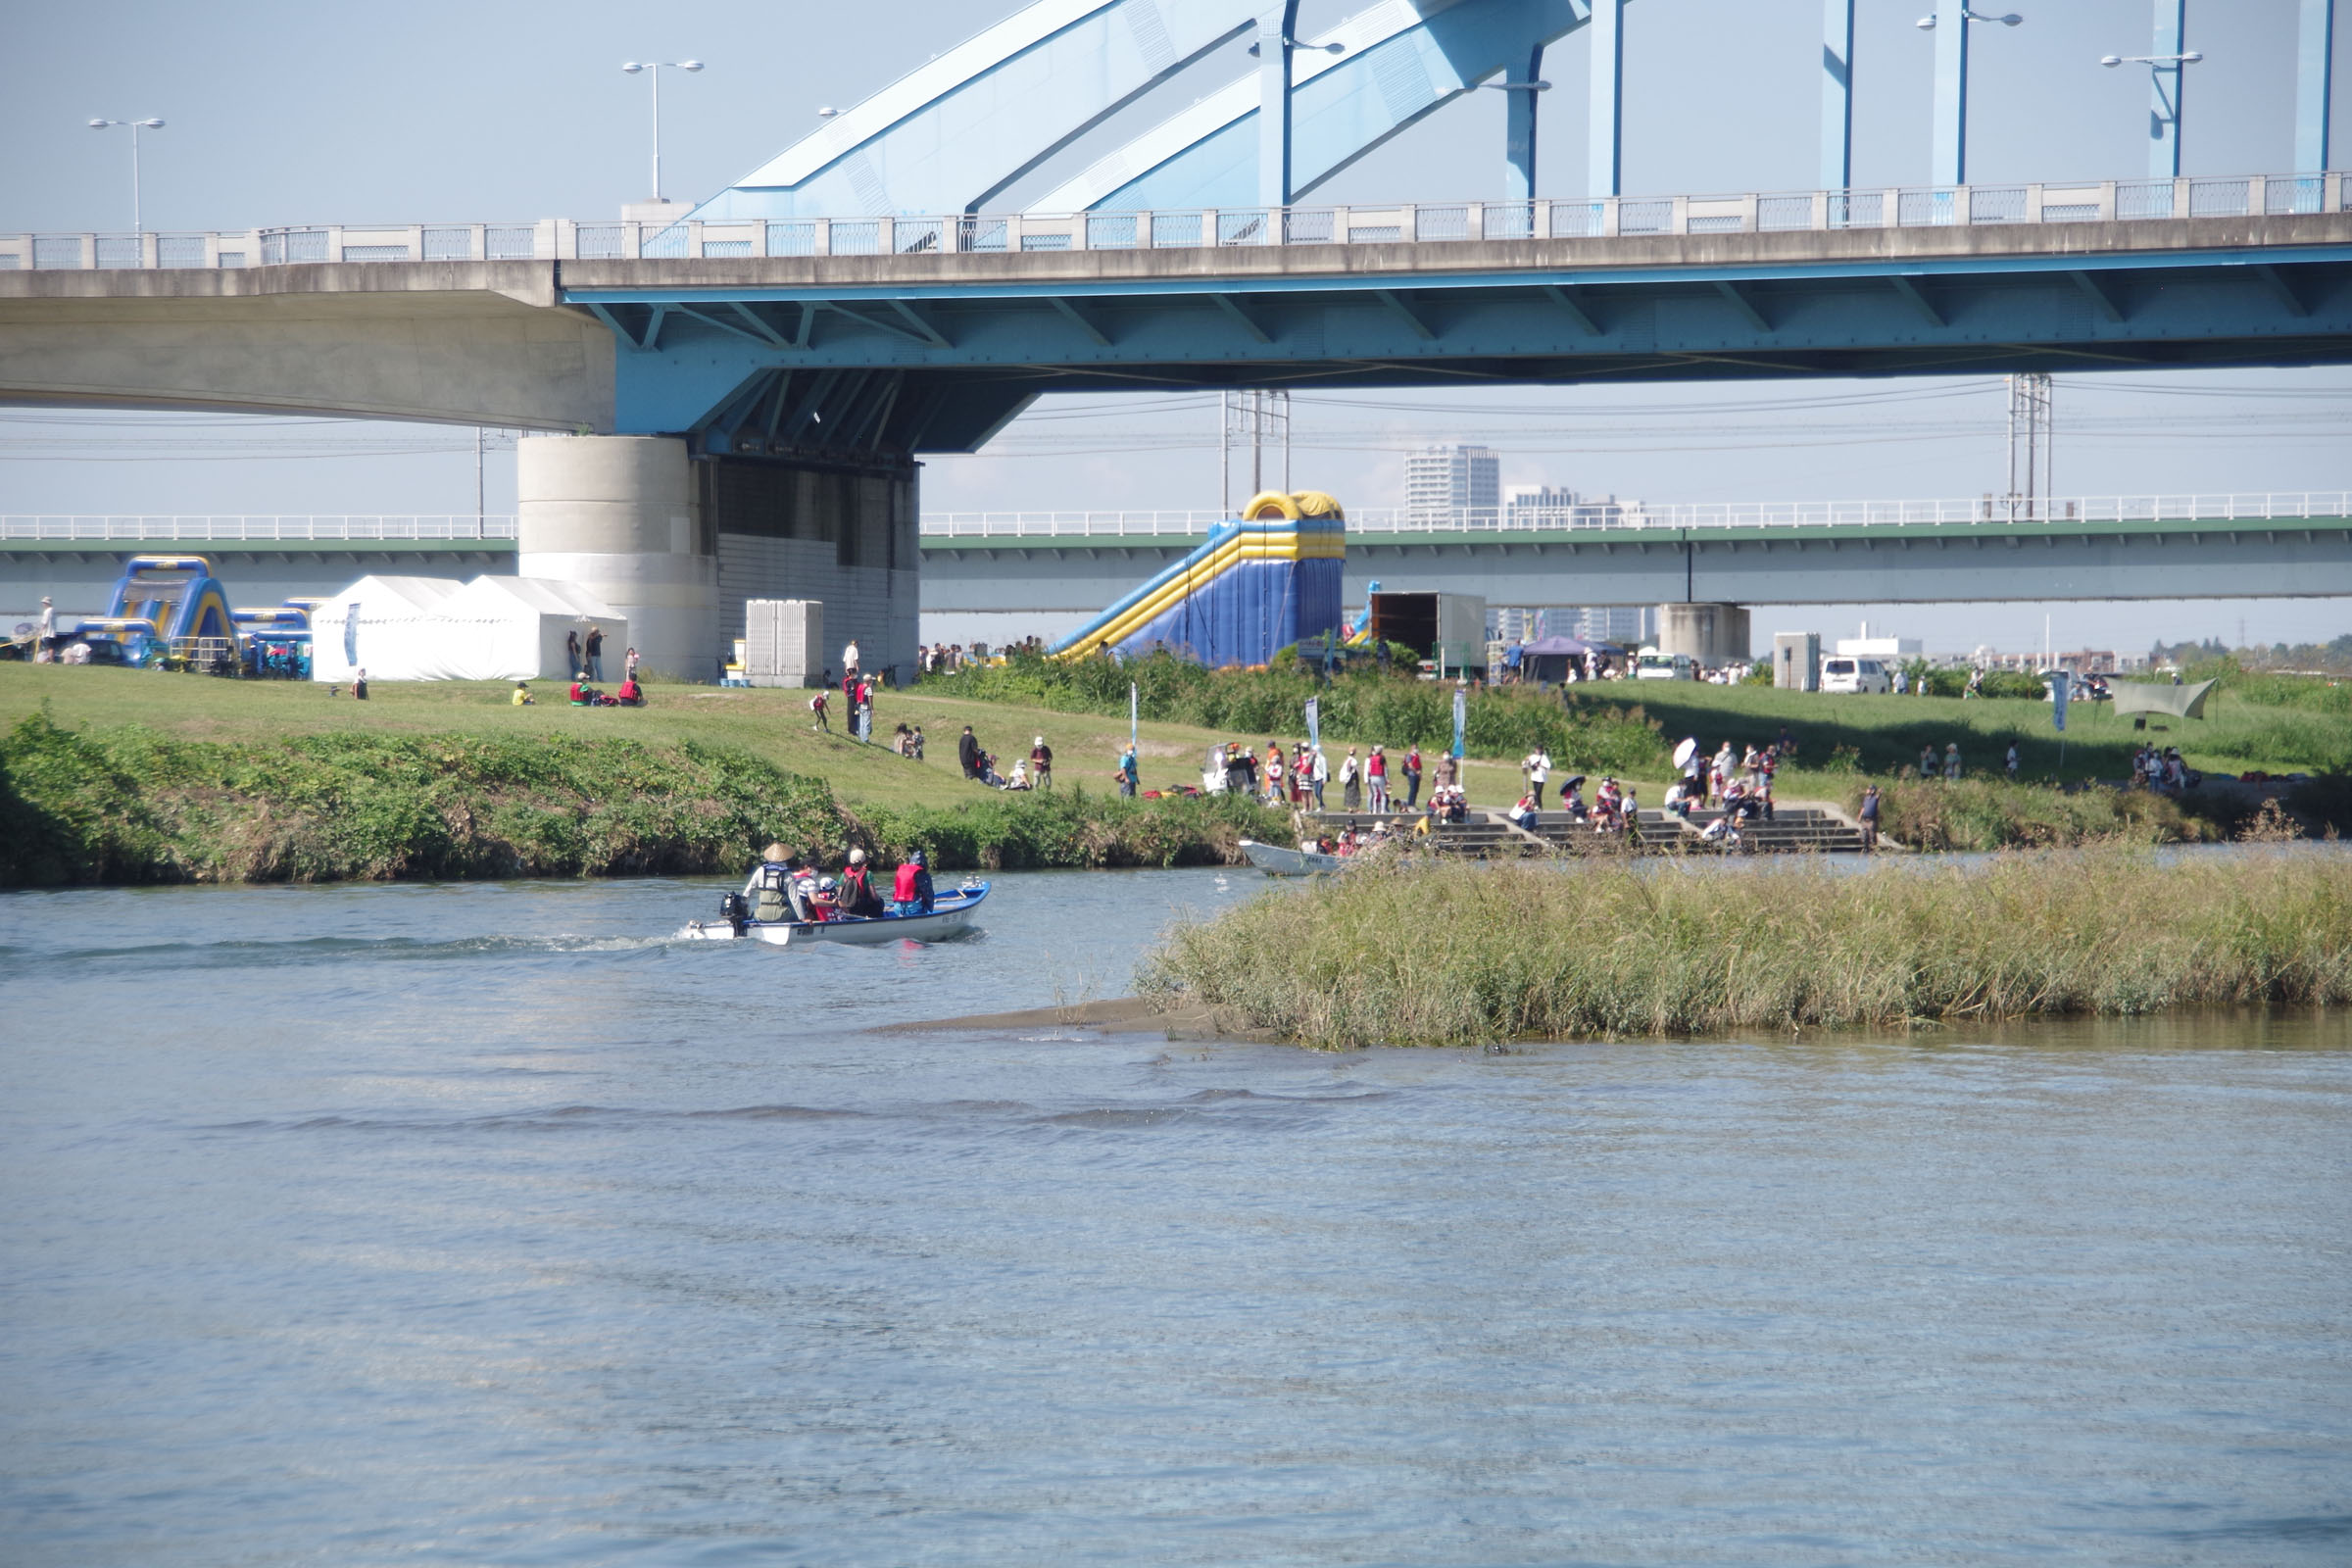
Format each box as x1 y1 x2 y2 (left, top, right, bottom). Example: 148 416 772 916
4 869 2347 1565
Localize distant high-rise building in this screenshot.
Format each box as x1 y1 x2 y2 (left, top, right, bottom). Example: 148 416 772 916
1573 606 1657 646
1504 485 1630 529
1405 444 1499 516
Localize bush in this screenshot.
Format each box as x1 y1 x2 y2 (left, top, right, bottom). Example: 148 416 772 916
1980 670 2046 701
0 712 1290 886
1140 847 2352 1046
1845 775 2199 851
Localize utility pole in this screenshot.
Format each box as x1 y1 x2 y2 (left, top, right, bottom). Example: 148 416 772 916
2005 372 2052 519
1220 391 1291 513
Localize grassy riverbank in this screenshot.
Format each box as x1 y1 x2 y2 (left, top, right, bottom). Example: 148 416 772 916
0 710 1288 887
1139 848 2352 1048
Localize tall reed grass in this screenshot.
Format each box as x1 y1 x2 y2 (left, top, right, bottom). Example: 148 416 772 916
1138 847 2352 1047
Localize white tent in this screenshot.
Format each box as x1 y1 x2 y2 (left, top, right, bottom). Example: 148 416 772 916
310 574 625 683
310 576 463 682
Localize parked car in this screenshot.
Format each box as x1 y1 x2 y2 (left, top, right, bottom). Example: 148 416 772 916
1820 656 1891 694
1635 650 1695 680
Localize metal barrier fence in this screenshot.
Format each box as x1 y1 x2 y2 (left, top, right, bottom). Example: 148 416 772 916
4 170 2342 270
10 498 2343 548
0 514 518 541
919 494 2352 539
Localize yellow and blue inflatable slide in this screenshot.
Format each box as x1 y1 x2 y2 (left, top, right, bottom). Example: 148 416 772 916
1051 492 1346 666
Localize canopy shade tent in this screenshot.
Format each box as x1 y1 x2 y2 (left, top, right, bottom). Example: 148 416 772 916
1521 633 1628 683
1523 634 1627 657
2108 679 2218 721
311 574 624 683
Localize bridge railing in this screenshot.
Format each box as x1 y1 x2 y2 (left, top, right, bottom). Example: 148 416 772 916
920 494 2352 539
0 514 518 542
5 170 2342 270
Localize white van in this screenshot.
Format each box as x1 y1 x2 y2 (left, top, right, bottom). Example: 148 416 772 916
1635 650 1695 681
1821 656 1891 694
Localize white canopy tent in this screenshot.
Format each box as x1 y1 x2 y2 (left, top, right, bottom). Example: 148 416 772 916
310 574 625 683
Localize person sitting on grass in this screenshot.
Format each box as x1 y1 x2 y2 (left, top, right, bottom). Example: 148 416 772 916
1005 758 1033 791
512 681 533 706
568 673 602 706
615 675 644 707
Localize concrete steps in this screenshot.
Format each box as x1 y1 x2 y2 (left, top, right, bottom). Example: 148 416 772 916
1308 804 1875 857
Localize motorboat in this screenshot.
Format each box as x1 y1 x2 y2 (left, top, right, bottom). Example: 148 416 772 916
1239 839 1351 876
680 880 990 945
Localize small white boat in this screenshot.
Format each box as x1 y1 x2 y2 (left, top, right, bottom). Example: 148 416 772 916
1239 839 1351 876
680 881 990 946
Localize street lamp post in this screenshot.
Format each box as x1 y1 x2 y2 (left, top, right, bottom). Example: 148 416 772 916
620 60 704 204
87 117 165 235
2102 2 2201 178
1916 4 2024 186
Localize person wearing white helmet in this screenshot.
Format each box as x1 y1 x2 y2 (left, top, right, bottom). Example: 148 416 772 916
1029 733 1054 790
839 847 882 918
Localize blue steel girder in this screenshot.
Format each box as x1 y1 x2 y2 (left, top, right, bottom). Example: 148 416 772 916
688 1 1259 221
575 242 2352 444
1031 0 1594 213
688 364 1040 462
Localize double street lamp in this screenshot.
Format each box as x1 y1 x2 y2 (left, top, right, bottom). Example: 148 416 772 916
620 60 703 204
2102 47 2203 177
87 117 165 235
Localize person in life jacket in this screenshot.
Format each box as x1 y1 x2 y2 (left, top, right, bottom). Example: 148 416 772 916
807 876 839 922
890 848 935 915
742 843 805 923
839 848 883 917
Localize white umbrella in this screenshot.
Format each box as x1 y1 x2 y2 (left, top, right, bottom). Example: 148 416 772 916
1673 737 1698 770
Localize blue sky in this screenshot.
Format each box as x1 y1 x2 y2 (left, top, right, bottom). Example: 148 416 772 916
3 0 2349 654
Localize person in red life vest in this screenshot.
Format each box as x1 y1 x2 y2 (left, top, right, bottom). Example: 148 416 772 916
838 848 883 917
806 876 839 922
1403 745 1424 809
1366 745 1389 813
890 848 935 914
808 689 829 732
615 676 644 707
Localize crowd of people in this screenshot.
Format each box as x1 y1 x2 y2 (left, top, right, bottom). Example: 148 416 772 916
1203 739 1449 811
2133 744 2192 792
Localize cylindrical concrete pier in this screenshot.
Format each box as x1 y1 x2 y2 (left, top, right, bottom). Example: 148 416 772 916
517 435 717 681
1658 602 1751 666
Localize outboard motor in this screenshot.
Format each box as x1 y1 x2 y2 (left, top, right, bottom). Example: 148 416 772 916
718 890 750 937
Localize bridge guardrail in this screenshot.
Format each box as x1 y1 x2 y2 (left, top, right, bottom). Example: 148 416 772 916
0 515 518 542
918 494 2352 539
12 498 2343 548
4 171 2342 271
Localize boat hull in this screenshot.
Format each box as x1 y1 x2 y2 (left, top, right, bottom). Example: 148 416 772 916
680 884 988 945
1239 839 1349 876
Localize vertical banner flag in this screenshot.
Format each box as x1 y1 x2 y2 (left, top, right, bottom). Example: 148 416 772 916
2050 670 2071 733
1130 682 1139 751
1304 696 1320 752
1451 687 1467 759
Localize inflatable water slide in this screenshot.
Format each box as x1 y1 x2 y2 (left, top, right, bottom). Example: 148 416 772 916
76 556 239 664
1049 492 1346 667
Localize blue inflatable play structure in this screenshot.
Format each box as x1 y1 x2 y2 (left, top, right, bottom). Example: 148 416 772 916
1050 492 1345 667
75 556 239 666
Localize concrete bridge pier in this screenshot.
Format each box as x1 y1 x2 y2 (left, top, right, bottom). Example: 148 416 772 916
518 436 718 682
517 435 920 685
1658 602 1750 666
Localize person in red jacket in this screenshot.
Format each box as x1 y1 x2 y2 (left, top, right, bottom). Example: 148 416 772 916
890 849 935 914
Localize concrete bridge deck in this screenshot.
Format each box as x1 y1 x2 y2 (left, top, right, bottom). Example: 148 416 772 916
5 182 2350 446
